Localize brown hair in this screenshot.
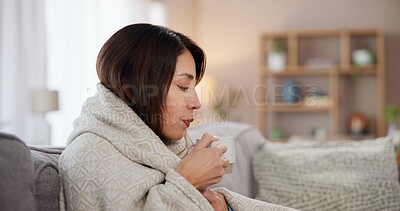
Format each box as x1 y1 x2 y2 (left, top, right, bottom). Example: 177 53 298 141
96 23 206 137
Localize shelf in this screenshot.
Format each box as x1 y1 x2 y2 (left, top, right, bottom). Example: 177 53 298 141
297 30 340 38
260 65 379 76
261 65 336 77
288 134 375 142
260 32 288 39
262 70 330 77
339 70 377 76
258 28 385 139
339 65 378 75
349 28 379 36
262 104 330 113
261 65 379 76
269 138 289 142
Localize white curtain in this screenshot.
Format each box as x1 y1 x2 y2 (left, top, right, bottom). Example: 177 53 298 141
0 0 47 144
45 0 165 146
0 0 165 145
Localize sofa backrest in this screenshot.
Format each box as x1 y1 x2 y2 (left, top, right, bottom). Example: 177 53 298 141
1 123 263 210
0 132 63 211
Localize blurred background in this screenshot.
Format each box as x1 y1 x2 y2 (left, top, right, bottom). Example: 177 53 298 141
1 0 399 146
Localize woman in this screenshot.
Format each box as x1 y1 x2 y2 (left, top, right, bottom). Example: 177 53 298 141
59 23 294 211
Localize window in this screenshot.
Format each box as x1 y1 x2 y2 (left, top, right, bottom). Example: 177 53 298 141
45 0 165 146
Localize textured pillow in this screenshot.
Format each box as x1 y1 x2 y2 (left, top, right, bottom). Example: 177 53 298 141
30 147 63 211
253 137 400 211
0 132 36 211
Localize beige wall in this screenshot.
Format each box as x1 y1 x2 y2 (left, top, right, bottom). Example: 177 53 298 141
164 0 197 38
167 0 400 126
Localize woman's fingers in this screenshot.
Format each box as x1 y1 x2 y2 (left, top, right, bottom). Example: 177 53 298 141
222 158 230 168
195 133 218 149
177 133 231 190
201 188 214 200
201 189 228 211
215 144 227 154
192 133 227 157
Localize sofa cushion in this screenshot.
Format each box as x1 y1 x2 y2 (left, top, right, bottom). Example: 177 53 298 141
30 146 63 211
0 132 36 211
253 137 400 211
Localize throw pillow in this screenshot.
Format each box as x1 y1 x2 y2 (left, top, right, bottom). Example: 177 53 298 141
253 137 400 211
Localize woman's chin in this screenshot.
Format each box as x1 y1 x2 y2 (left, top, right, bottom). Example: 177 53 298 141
161 127 187 142
169 134 185 142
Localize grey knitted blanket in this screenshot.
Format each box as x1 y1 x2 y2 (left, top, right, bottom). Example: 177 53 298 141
253 137 400 211
59 83 296 211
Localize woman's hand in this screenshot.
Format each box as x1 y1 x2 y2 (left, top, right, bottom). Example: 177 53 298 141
176 133 230 190
201 188 229 211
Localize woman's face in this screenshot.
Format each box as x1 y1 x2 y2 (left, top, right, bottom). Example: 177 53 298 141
161 49 201 141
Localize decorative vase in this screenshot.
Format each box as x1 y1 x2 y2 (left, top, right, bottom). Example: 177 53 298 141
352 49 373 67
349 112 368 136
283 80 301 104
393 129 400 147
268 51 286 72
270 127 283 140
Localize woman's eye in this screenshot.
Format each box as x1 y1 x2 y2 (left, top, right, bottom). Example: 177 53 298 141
178 85 189 91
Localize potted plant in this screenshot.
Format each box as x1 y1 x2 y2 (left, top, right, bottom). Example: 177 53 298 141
384 104 400 165
384 104 400 130
384 103 400 143
351 47 376 82
267 38 286 72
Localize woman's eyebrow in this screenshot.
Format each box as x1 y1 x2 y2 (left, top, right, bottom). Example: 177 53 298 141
175 72 194 80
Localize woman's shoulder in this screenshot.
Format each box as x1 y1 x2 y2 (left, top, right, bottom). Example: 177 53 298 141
59 133 116 169
59 132 159 173
59 132 163 178
59 133 166 210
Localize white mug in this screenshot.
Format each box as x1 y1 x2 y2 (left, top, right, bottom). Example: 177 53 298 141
196 136 236 174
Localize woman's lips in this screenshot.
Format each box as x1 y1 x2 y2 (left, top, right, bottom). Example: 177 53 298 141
182 119 193 127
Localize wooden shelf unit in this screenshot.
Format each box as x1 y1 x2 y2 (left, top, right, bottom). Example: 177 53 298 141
262 105 331 113
258 28 385 140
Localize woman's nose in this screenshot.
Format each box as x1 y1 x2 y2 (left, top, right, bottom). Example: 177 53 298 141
188 90 201 110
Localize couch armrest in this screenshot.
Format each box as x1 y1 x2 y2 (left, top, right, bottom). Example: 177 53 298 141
0 132 36 210
30 147 63 211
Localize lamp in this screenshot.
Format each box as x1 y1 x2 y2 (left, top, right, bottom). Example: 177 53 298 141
31 89 59 145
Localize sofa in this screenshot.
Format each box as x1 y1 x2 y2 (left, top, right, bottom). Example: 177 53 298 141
1 122 400 211
0 132 63 211
0 122 264 211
